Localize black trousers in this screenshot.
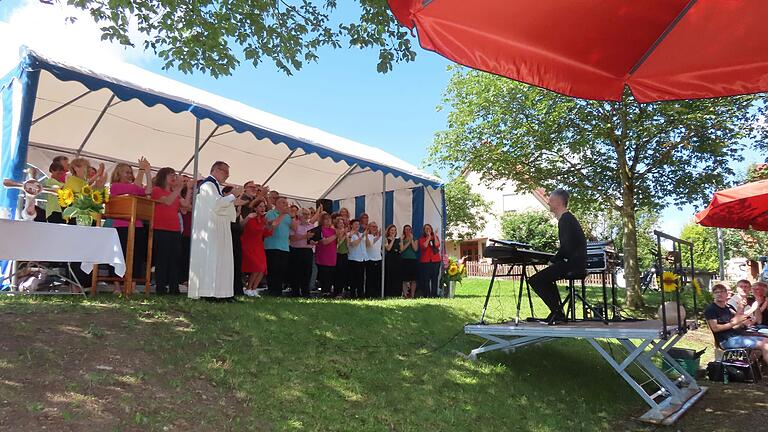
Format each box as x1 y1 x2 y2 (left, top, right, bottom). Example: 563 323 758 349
385 253 402 297
115 226 147 279
66 218 93 288
266 249 289 296
317 265 336 295
348 260 366 298
46 211 65 224
418 262 441 298
365 260 382 298
529 261 577 315
334 253 349 294
153 230 181 294
289 247 314 297
178 235 191 284
231 223 244 296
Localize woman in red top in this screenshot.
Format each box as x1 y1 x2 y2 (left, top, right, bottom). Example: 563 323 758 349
151 167 191 295
418 223 441 298
241 199 273 295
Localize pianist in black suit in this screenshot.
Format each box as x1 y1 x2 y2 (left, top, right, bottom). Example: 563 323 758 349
529 189 587 323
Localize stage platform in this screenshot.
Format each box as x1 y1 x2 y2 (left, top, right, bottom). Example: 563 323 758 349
464 319 705 425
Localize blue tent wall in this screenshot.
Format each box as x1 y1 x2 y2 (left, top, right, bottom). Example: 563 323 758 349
332 184 445 246
0 59 40 279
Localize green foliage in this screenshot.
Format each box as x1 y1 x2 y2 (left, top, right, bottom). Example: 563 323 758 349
444 175 491 240
499 210 558 252
745 162 768 183
65 0 415 77
429 68 768 306
430 69 768 212
574 207 660 270
680 223 719 272
722 228 768 261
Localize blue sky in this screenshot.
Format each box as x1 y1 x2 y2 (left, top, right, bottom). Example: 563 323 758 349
0 0 763 236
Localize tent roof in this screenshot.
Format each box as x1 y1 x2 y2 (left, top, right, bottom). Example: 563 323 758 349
8 48 441 201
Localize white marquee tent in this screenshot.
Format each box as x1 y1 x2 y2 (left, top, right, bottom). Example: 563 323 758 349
0 49 444 240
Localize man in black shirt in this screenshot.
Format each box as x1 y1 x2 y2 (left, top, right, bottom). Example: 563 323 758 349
705 283 768 364
529 189 587 323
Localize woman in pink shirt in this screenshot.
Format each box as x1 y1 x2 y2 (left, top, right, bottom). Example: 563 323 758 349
108 157 152 294
315 212 337 296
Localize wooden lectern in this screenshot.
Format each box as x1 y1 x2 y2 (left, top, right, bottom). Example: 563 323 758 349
92 195 155 296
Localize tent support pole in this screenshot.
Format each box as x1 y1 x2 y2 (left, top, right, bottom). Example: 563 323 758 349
381 172 386 298
180 125 220 173
31 90 92 125
263 149 296 186
190 118 201 224
319 164 357 200
75 93 115 156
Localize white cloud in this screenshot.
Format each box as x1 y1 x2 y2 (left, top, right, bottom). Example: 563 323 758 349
0 0 150 75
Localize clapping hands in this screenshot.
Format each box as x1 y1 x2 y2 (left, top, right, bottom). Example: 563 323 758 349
138 156 151 171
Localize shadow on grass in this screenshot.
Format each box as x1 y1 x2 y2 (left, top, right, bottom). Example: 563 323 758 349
0 290 647 432
156 297 640 431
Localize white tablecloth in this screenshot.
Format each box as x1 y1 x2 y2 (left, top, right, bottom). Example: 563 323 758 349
0 219 126 276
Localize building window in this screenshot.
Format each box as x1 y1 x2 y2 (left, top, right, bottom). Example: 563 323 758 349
460 241 479 261
502 194 518 212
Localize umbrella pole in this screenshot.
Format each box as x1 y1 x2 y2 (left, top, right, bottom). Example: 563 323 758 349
717 228 725 280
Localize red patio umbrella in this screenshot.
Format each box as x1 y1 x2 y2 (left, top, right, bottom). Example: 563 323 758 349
695 179 768 231
388 0 768 102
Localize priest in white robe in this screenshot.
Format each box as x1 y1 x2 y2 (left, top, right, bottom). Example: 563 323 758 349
188 161 240 299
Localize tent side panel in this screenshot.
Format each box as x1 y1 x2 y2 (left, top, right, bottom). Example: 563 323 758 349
0 65 39 218
393 189 413 233
411 187 425 238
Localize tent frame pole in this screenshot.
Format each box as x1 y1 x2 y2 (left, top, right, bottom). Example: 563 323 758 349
263 149 297 186
31 90 92 125
381 172 386 298
75 94 115 156
180 125 220 173
319 164 357 200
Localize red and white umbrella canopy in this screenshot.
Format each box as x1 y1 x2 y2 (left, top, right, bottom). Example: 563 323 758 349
388 0 768 102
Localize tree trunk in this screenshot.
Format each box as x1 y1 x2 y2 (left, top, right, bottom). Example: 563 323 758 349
620 188 644 309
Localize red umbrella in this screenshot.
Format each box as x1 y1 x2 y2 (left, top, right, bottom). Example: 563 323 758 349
695 179 768 231
388 0 768 102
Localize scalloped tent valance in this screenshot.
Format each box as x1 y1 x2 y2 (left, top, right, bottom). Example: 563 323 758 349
2 49 441 205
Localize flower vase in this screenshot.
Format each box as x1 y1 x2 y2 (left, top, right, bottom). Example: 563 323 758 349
446 280 456 298
75 213 93 226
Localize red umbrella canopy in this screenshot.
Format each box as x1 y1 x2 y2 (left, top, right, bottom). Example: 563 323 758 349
388 0 768 102
695 180 768 231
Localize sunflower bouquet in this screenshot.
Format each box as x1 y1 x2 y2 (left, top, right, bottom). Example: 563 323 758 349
444 257 467 283
57 184 109 226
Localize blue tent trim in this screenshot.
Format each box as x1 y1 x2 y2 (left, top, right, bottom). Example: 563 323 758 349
24 53 442 189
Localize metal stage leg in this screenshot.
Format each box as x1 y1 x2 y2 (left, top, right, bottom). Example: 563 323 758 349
479 263 499 324
587 337 704 424
515 267 525 324
525 263 535 318
468 335 553 360
602 273 609 321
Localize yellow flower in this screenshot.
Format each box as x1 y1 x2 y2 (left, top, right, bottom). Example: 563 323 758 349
92 191 103 205
57 188 74 207
448 265 459 276
81 185 93 196
103 187 110 203
661 271 679 293
692 278 702 296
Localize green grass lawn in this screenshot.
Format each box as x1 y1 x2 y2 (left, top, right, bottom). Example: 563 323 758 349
0 278 713 431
